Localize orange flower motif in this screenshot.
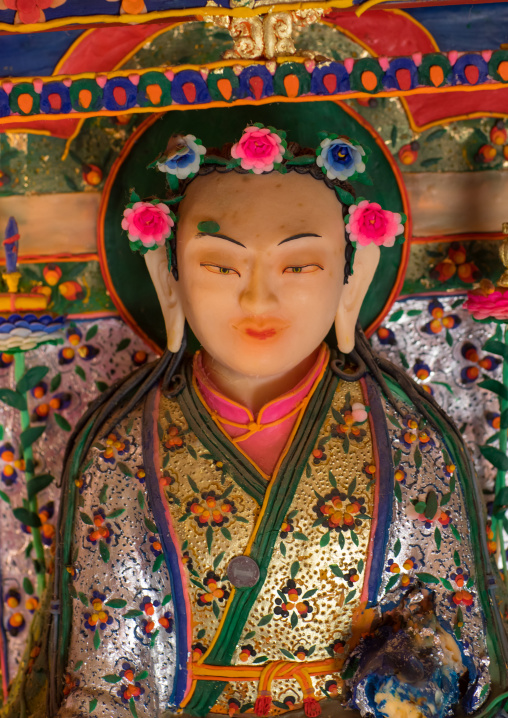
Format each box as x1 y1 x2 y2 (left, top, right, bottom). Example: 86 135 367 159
431 244 479 285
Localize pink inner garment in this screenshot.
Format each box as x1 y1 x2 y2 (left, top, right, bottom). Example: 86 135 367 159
193 344 329 475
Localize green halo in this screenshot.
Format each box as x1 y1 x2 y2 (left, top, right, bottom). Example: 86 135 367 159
99 101 409 353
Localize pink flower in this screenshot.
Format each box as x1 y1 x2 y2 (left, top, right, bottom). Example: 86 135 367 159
464 281 508 323
231 126 284 174
1 0 66 24
351 402 368 423
346 200 403 248
121 202 173 248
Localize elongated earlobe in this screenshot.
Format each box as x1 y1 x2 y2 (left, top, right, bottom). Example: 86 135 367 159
145 247 185 352
335 244 380 353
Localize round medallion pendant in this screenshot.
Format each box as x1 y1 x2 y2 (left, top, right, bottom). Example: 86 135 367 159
227 556 260 588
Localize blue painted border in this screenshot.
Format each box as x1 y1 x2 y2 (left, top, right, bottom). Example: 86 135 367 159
364 374 394 608
142 384 188 707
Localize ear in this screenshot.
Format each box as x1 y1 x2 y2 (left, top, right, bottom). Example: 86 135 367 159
144 246 185 353
335 244 380 353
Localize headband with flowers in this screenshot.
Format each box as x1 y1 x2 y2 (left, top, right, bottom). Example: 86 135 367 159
121 124 406 265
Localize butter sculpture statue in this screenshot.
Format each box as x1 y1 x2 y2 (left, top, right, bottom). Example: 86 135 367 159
5 109 508 718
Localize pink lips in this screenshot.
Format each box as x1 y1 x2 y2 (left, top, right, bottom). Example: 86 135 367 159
234 318 288 341
245 327 277 340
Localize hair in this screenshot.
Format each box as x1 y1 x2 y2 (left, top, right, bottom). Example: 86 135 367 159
167 140 356 284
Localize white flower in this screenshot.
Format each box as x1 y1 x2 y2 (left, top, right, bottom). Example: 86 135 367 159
316 137 365 181
156 135 206 179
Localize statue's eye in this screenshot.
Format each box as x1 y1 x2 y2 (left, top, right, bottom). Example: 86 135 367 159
200 263 239 276
283 265 323 274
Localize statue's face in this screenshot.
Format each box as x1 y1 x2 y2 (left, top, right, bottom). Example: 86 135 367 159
175 170 345 378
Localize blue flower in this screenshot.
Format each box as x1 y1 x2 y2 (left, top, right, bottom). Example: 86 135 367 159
316 137 365 181
156 134 206 179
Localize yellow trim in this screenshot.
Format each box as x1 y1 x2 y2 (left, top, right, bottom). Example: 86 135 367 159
355 0 390 17
2 81 506 131
190 657 337 682
53 28 95 75
0 2 355 34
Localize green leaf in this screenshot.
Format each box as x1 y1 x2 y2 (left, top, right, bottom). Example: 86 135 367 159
328 470 337 488
478 378 508 401
391 125 397 147
162 593 172 606
320 531 330 548
96 381 108 393
482 338 508 361
78 592 89 607
406 310 422 317
116 338 131 352
257 613 272 626
130 697 139 718
384 575 399 593
252 657 268 665
393 539 401 557
107 508 125 519
187 445 197 460
99 483 108 504
21 425 45 450
480 445 508 471
0 388 26 410
330 564 344 578
86 325 98 341
123 609 143 618
99 540 110 563
75 365 86 381
244 631 256 640
27 473 54 501
350 530 359 547
290 611 298 628
103 674 121 683
416 572 439 584
302 588 318 599
439 577 453 591
13 508 41 527
280 541 286 557
339 532 345 550
187 474 199 493
420 157 442 167
290 561 300 579
348 477 356 497
388 415 402 429
389 309 403 322
206 525 213 554
134 670 148 681
74 660 83 671
426 128 447 142
105 598 127 608
434 527 442 550
451 524 461 542
144 517 158 533
221 527 232 541
394 448 402 466
344 589 356 604
0 489 11 504
425 490 438 519
89 698 98 712
117 461 133 477
150 629 159 648
23 577 34 595
54 413 71 431
153 554 164 572
280 648 295 660
399 351 409 369
17 366 49 394
440 492 451 506
394 481 402 503
213 551 225 570
293 532 308 541
80 511 93 525
445 329 453 347
414 447 422 468
93 630 101 650
335 186 355 205
453 550 461 567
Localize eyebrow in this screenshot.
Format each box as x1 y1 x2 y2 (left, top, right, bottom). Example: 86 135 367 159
278 233 322 245
196 231 246 248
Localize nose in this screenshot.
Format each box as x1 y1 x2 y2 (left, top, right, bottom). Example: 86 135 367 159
239 263 277 315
